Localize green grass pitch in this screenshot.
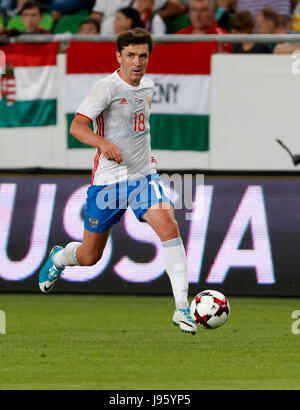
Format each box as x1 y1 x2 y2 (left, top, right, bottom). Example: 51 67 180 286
0 294 299 390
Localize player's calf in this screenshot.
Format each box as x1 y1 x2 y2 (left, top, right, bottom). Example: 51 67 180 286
75 247 103 266
54 241 103 268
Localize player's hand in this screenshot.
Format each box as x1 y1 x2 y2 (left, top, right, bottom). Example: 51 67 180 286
99 140 122 164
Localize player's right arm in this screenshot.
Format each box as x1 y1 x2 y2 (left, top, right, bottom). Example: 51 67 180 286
71 79 123 164
70 115 122 164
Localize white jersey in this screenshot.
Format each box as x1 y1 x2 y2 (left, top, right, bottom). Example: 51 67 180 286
77 70 156 185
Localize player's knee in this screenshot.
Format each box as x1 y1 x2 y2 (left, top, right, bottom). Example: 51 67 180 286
158 219 179 242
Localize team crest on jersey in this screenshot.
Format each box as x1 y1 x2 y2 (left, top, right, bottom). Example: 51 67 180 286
146 96 152 110
89 217 99 228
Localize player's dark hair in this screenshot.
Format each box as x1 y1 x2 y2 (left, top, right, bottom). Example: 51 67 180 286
117 27 153 55
118 7 145 30
79 17 100 34
20 0 43 14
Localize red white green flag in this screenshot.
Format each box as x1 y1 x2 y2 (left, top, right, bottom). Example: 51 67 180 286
66 41 218 151
0 43 59 127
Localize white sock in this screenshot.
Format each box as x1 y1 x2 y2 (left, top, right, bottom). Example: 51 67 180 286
162 237 189 310
53 242 81 269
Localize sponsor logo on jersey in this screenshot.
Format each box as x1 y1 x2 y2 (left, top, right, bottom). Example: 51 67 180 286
119 97 128 105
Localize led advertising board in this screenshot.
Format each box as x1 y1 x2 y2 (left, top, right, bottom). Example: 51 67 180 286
1 174 299 295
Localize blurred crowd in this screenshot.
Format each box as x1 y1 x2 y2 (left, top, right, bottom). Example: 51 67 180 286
0 0 300 53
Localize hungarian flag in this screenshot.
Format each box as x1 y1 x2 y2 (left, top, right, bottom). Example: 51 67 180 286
0 43 59 127
66 41 217 151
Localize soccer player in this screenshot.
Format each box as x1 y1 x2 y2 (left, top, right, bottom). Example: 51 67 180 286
39 28 197 335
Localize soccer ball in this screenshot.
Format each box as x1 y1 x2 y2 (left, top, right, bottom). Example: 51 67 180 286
190 290 230 329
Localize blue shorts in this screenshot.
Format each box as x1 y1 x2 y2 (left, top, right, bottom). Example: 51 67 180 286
84 174 174 233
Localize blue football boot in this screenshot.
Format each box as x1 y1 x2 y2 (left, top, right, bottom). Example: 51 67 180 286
39 246 64 293
173 307 197 335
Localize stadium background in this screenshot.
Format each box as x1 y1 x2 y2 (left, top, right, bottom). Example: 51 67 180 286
1 1 300 392
1 37 300 296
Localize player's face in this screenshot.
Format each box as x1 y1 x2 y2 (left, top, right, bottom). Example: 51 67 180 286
117 44 150 86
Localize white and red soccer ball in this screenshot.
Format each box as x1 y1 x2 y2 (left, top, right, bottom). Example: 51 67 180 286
190 290 230 329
